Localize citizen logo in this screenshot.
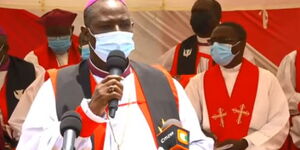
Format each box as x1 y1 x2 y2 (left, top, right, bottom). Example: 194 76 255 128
160 131 174 143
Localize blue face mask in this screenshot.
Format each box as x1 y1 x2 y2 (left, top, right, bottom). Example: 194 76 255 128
81 45 90 60
48 36 71 54
89 30 135 62
210 42 240 66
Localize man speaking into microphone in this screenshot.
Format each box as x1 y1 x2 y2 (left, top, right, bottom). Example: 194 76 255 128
17 0 213 149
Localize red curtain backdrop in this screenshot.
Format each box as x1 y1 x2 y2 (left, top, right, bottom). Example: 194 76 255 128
0 7 299 65
222 8 300 66
0 7 47 59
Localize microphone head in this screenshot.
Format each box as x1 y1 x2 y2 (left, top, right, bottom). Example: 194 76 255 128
162 119 182 130
60 111 82 137
157 119 189 150
106 50 128 73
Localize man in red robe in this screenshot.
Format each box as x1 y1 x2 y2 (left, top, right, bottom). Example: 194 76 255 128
24 9 81 70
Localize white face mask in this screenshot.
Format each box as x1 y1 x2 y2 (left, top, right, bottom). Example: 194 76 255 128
89 30 135 62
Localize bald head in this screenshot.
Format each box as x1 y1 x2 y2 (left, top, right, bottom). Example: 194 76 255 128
84 0 130 28
192 0 221 20
81 0 133 68
190 0 222 37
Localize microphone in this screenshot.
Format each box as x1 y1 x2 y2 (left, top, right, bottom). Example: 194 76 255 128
157 119 190 150
106 50 128 118
60 111 82 150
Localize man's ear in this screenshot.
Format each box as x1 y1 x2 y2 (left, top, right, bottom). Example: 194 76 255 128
70 26 75 34
80 26 90 39
80 26 85 33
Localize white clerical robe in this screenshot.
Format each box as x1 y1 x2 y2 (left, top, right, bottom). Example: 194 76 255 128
8 66 45 140
24 51 69 67
185 64 289 150
0 63 45 140
159 37 256 73
17 72 214 150
277 50 300 147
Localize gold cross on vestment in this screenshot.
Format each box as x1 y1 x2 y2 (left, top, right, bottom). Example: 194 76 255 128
232 104 250 125
211 108 227 128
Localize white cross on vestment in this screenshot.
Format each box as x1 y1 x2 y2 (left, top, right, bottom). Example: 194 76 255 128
232 104 250 125
211 108 227 128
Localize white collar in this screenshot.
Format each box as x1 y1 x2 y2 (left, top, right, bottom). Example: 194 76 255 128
220 63 242 73
196 36 210 43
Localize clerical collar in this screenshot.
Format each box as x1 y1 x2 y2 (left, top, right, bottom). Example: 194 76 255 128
197 36 210 46
0 57 10 71
88 59 131 78
220 63 242 72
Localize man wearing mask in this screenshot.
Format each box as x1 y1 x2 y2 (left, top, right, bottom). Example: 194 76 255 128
17 0 214 149
277 50 300 149
185 22 289 149
24 9 81 70
0 26 44 149
160 0 254 87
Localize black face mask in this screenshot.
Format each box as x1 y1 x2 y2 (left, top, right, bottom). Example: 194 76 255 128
190 11 218 37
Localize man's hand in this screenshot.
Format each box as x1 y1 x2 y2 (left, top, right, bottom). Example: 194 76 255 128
89 75 123 116
216 139 248 150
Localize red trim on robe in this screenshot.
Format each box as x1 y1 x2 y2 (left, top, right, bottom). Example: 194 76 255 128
73 74 107 150
76 106 103 137
0 80 8 124
49 67 179 149
133 65 179 148
33 36 81 70
170 44 213 87
0 78 8 150
204 59 258 142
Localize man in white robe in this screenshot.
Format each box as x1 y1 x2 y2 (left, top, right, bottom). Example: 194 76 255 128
0 26 44 149
277 50 300 148
16 0 214 149
185 22 289 150
159 0 255 88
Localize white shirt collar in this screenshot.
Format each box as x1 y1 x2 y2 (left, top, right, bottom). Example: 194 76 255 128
196 36 210 43
220 63 242 73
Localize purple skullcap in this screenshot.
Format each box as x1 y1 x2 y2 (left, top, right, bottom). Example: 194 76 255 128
86 0 126 8
0 26 6 36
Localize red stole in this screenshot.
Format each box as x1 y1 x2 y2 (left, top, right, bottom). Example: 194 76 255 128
89 66 179 149
34 36 81 70
204 59 258 142
0 81 8 124
0 80 8 149
170 44 213 87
